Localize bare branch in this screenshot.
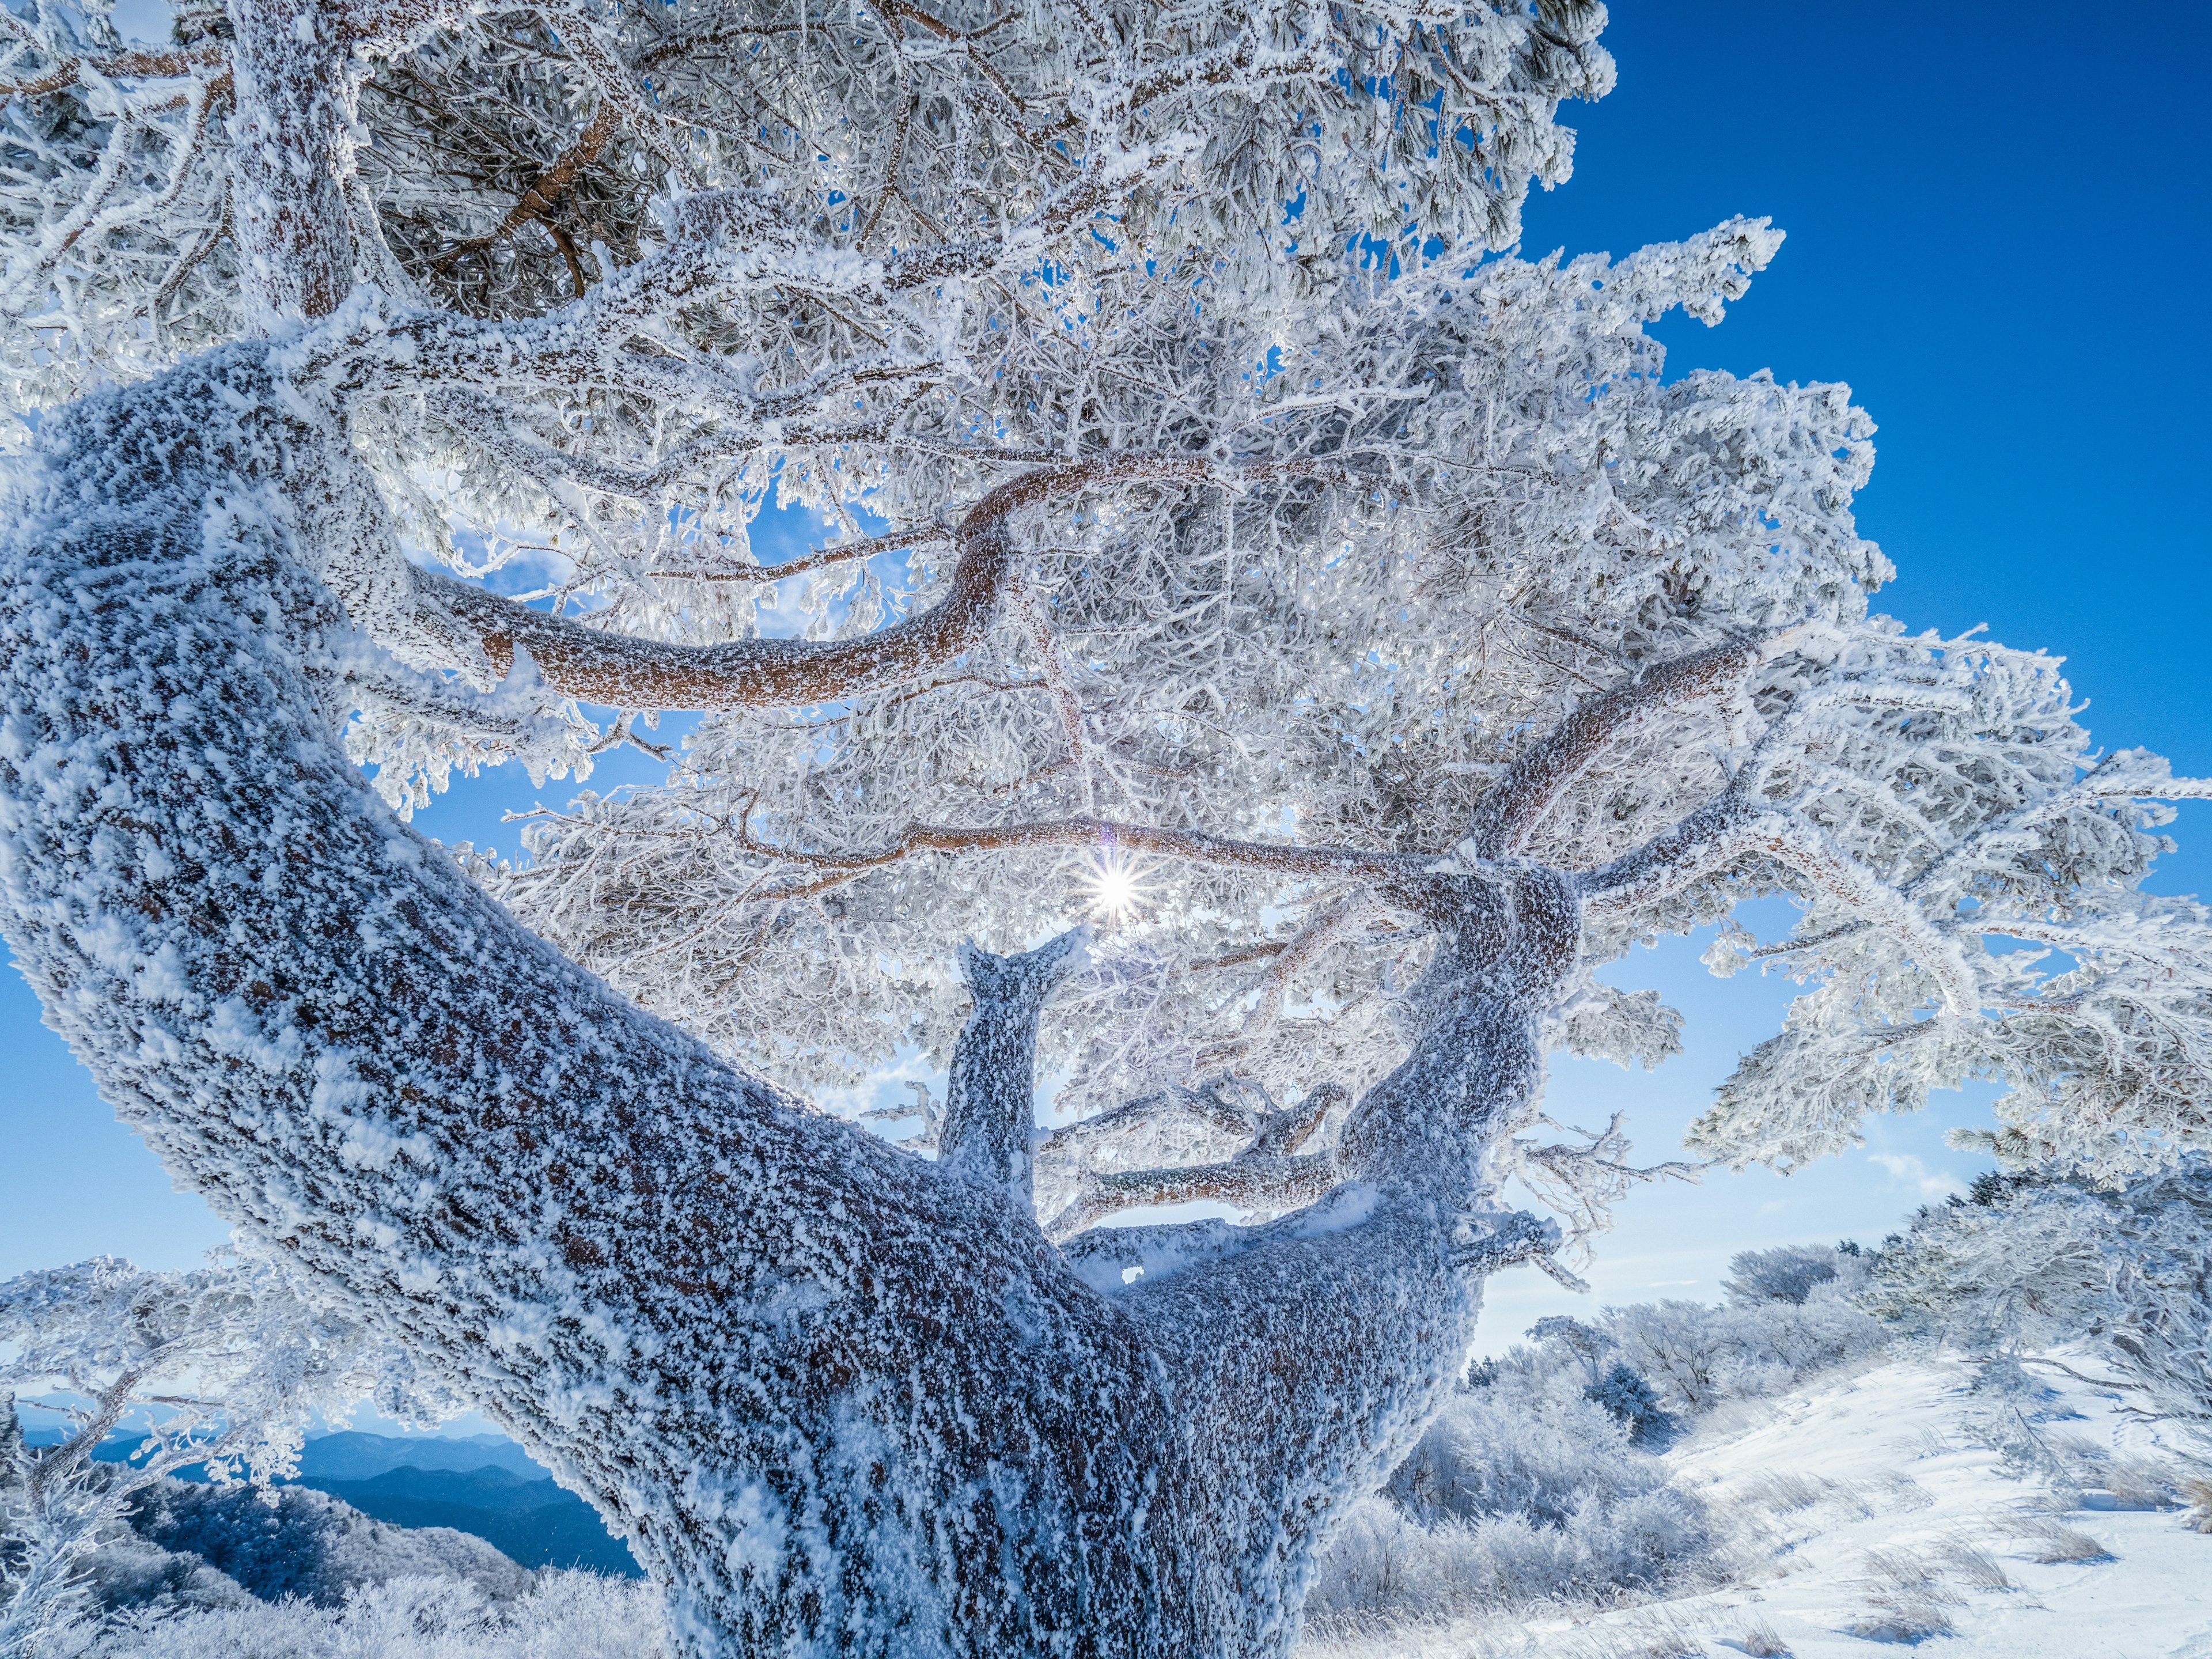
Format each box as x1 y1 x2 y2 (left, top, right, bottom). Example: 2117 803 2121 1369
430 102 619 281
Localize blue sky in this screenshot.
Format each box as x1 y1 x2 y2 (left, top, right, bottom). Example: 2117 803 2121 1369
3 3 2207 1357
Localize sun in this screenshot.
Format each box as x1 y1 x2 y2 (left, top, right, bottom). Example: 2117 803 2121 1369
1083 854 1149 921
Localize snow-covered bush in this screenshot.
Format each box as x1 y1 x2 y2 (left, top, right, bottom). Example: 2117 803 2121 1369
1382 1368 1689 1536
1865 1161 2212 1418
1584 1365 1669 1443
1307 1241 1889 1635
1604 1283 1885 1416
1305 1487 1716 1631
60 1572 663 1659
1724 1242 1869 1306
1311 1370 1714 1628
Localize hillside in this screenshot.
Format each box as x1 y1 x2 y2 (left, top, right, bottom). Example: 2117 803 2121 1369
1305 1352 2209 1658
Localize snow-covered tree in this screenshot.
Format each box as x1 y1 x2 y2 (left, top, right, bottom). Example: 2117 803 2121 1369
1867 1163 2212 1421
0 0 2207 1653
0 1248 437 1654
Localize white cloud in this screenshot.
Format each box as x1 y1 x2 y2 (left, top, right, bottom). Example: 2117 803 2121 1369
1869 1152 1967 1200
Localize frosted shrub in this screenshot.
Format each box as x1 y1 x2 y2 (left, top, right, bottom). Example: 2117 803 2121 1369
88 1572 664 1659
1867 1161 2212 1418
1601 1302 1752 1414
1724 1244 1869 1307
1584 1365 1669 1443
1310 1347 1717 1627
1306 1489 1715 1627
1604 1254 1885 1415
1310 1244 1893 1633
1386 1373 1671 1530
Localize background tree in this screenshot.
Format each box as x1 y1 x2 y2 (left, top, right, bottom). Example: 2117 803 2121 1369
1866 1162 2212 1422
0 0 2208 1655
0 1248 435 1654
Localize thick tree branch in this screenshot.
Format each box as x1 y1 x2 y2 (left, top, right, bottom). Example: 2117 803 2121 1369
1461 630 1800 859
411 453 1330 710
940 929 1084 1209
226 0 356 321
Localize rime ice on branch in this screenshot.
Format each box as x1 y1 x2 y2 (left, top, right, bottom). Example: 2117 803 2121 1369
1 0 2209 1653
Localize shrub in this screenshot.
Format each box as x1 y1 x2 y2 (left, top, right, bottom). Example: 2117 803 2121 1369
1866 1159 2212 1419
1584 1365 1669 1443
82 1571 664 1659
1724 1245 1843 1306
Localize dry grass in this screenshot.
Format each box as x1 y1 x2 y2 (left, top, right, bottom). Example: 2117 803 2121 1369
1847 1548 1964 1643
1932 1535 2011 1591
1298 1607 1710 1659
2181 1475 2212 1534
1866 1471 1934 1513
2041 1430 2104 1468
2009 1516 2112 1564
1552 1611 1707 1659
1736 1614 1792 1657
2101 1453 2183 1510
1907 1427 1955 1461
1736 1470 1830 1514
2037 1431 2184 1510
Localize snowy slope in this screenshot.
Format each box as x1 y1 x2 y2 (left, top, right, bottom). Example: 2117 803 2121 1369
1306 1354 2211 1658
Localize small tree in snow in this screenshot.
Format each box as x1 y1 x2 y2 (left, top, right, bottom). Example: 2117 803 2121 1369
0 0 2206 1653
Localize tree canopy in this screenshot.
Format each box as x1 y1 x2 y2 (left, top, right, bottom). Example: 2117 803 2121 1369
1 0 2208 1650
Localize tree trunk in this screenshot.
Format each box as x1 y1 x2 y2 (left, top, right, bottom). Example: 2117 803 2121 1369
0 353 1565 1656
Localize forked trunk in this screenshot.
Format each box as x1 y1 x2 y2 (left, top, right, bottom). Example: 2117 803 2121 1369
0 354 1567 1656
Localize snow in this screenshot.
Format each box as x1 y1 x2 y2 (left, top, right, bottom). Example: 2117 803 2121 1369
1306 1352 2212 1658
1664 1357 2207 1659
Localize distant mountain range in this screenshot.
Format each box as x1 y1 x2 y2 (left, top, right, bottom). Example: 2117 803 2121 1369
21 1422 640 1577
297 1430 545 1483
292 1461 639 1575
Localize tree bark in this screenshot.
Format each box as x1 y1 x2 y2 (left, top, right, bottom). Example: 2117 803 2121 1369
226 0 359 323
0 351 1566 1656
939 930 1085 1211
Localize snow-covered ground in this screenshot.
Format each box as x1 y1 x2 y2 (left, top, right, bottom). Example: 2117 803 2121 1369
1308 1354 2210 1659
21 1338 2205 1657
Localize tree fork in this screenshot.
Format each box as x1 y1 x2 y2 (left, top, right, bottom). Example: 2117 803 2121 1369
0 351 1565 1656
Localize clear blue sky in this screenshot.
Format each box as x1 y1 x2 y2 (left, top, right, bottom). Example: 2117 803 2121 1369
4 1 2207 1359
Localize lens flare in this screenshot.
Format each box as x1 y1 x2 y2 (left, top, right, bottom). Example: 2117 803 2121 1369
1083 854 1148 921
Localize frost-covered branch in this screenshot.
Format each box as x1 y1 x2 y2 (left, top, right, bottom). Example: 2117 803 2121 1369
1460 631 1797 860
1037 1080 1342 1238
407 453 1339 709
939 927 1084 1207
